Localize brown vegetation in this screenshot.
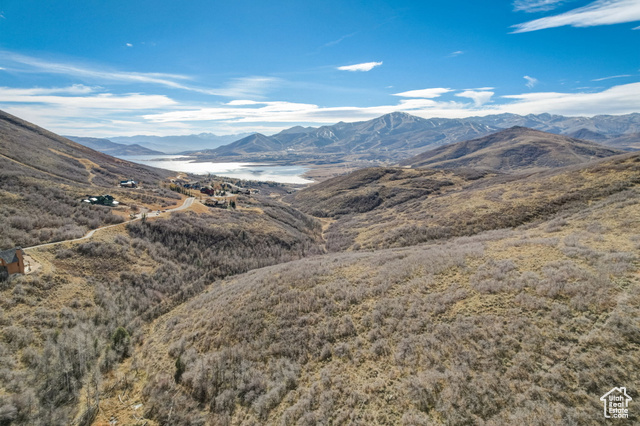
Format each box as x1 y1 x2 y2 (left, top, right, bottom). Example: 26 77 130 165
137 183 640 424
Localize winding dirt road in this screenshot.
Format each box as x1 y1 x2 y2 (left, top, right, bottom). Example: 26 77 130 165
24 197 195 251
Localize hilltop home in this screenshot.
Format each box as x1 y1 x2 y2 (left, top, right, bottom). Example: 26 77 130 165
120 179 137 188
0 247 25 276
83 194 119 207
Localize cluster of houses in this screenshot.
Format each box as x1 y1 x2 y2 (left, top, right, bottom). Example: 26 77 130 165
200 182 251 196
170 178 201 189
82 194 120 207
204 197 237 208
170 178 254 196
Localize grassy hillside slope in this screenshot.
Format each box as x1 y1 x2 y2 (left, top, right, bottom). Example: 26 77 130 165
0 195 324 425
138 181 640 425
400 127 623 171
293 153 640 251
0 110 179 248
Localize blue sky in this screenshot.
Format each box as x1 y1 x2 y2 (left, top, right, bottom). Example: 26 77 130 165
0 0 639 136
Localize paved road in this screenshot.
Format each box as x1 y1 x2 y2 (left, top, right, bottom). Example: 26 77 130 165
24 197 195 251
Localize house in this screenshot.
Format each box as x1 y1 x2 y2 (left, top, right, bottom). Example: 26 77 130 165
200 187 215 196
83 195 119 207
184 181 201 189
0 247 25 276
120 179 137 188
227 183 250 195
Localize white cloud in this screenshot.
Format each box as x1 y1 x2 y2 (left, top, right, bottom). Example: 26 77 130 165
513 0 568 13
448 50 464 57
455 90 494 106
591 74 631 81
392 88 452 98
141 82 640 130
500 82 640 115
337 61 383 72
323 32 357 48
524 75 538 88
0 89 176 110
126 43 133 47
0 84 96 96
0 51 279 98
512 0 640 33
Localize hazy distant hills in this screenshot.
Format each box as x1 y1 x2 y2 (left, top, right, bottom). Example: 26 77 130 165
469 112 640 137
193 112 639 162
110 132 252 154
65 136 165 156
401 126 624 171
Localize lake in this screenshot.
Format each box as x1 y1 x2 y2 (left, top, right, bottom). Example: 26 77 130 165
118 155 313 184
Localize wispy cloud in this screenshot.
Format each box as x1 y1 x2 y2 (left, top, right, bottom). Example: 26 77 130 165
512 0 640 33
524 75 538 88
393 88 452 98
337 61 383 72
125 43 133 47
0 51 279 98
448 50 464 57
455 90 494 106
513 0 569 13
0 87 176 109
591 74 631 81
0 84 97 96
323 32 358 48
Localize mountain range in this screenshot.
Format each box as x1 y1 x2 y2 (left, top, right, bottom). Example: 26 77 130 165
109 132 252 153
191 112 640 162
64 136 165 156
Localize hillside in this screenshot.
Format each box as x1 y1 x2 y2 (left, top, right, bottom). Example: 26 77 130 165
1 110 639 425
65 136 165 156
400 127 623 171
213 133 285 156
0 110 178 247
0 112 325 426
293 152 640 250
132 154 640 425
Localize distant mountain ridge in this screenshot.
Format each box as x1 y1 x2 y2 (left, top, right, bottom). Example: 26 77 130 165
65 136 165 156
195 112 640 162
207 112 499 161
400 126 624 171
110 132 252 154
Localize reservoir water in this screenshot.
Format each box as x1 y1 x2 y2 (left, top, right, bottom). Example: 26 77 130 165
118 155 313 184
